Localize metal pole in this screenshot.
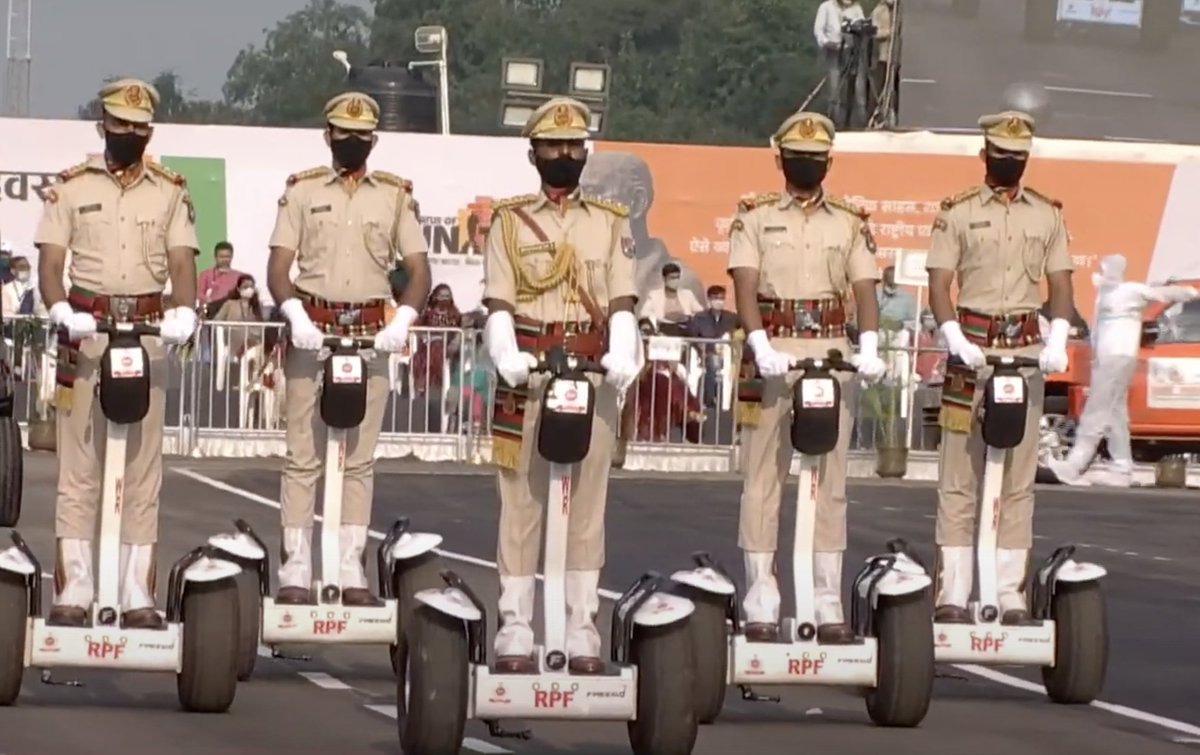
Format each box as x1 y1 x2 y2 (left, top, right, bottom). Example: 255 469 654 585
438 33 451 135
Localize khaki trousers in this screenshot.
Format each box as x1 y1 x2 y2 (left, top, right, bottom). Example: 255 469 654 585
280 348 390 528
496 373 619 577
738 337 853 553
937 355 1044 550
56 335 167 545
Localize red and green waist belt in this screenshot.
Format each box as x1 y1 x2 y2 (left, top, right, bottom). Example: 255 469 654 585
491 316 607 472
296 289 388 336
939 309 1043 433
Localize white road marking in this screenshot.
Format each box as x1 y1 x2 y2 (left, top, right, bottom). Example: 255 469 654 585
299 671 352 690
901 77 937 84
1173 737 1200 743
364 705 513 753
176 467 1200 739
1045 85 1153 99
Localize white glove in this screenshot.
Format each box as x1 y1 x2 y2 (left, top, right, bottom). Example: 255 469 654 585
1039 317 1071 374
746 329 792 378
158 307 197 345
374 305 417 352
50 301 97 341
484 310 537 388
939 321 986 369
279 298 324 351
600 310 642 394
852 330 888 383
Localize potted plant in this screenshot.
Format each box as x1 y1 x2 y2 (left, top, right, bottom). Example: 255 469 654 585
13 318 55 451
862 378 908 478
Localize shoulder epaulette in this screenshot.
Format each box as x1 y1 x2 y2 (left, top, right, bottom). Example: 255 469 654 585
827 195 870 220
146 161 187 186
56 162 90 183
492 194 537 211
581 194 629 217
286 167 334 186
1023 186 1063 209
940 186 982 211
737 192 781 212
370 171 413 192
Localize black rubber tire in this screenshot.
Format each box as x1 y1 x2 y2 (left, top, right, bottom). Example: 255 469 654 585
388 552 443 678
865 590 935 727
676 585 728 724
1042 581 1108 704
627 620 698 755
398 606 469 755
177 577 241 713
0 570 28 706
0 416 23 527
233 569 261 682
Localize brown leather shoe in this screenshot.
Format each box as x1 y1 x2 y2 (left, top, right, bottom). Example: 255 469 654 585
1001 609 1038 626
122 608 166 630
568 656 605 675
342 588 383 607
744 622 779 642
817 623 856 644
275 586 312 605
48 605 88 627
934 604 973 624
494 655 536 674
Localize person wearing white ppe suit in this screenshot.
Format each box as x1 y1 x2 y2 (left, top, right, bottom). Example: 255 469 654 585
1048 255 1198 487
482 97 643 675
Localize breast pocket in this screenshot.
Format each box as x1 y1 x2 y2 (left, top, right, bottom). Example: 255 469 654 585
74 214 111 251
1022 231 1049 282
962 227 1000 271
137 215 169 283
760 230 799 297
519 242 556 284
362 219 393 270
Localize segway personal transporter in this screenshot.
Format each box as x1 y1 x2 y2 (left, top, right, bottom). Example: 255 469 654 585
674 349 935 727
400 345 699 755
0 302 21 527
933 355 1108 704
0 320 245 711
212 335 443 682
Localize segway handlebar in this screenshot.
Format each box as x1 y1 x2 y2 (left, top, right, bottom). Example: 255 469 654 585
321 335 377 350
789 348 857 374
985 355 1040 369
95 321 161 337
532 345 605 377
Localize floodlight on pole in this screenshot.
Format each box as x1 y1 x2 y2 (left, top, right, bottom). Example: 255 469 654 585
569 62 610 98
501 58 544 91
587 109 604 134
408 25 451 135
500 101 538 130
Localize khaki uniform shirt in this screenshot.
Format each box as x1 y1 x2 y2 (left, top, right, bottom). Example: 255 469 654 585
269 167 427 303
482 191 637 324
871 3 897 63
33 156 197 294
926 184 1073 316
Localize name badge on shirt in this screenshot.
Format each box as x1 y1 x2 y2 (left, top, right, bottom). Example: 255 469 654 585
310 205 332 214
969 221 991 230
78 203 102 215
763 226 788 233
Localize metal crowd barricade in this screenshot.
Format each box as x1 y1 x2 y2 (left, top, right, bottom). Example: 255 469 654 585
4 315 953 473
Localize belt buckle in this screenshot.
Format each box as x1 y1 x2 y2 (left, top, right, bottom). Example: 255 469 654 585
336 308 360 327
112 296 135 322
798 310 819 333
1002 319 1023 342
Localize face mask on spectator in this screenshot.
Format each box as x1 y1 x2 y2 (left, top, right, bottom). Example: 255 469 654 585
239 286 255 298
710 298 725 311
664 276 680 291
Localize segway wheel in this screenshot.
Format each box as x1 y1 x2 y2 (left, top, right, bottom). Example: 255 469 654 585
627 621 698 755
388 552 442 677
1042 581 1107 704
233 569 261 681
0 416 23 527
177 577 241 713
865 590 935 727
676 585 728 724
398 606 469 755
0 571 28 706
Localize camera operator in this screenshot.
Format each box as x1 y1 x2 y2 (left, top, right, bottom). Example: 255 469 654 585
814 0 867 129
870 0 900 126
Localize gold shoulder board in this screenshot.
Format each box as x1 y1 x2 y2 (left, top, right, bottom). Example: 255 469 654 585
491 194 537 212
940 186 981 211
827 195 870 220
581 194 629 217
1023 186 1063 209
146 161 187 186
737 192 781 213
286 167 333 186
56 162 90 183
371 171 413 192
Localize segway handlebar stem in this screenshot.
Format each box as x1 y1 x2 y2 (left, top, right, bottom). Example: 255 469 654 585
532 345 606 377
95 322 161 337
788 348 857 375
984 355 1040 370
321 335 377 350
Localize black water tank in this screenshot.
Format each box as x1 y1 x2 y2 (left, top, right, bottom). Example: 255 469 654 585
347 61 438 133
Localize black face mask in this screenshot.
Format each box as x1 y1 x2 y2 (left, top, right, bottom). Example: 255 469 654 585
535 156 587 190
331 138 373 172
781 156 828 192
985 154 1027 188
105 131 149 169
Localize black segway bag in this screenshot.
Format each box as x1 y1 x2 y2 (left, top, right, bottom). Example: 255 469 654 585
537 374 596 465
321 349 368 429
981 369 1028 449
99 334 151 425
791 373 841 456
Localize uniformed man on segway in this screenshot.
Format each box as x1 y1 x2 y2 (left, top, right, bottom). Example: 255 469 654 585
33 78 200 629
267 92 431 607
482 97 643 676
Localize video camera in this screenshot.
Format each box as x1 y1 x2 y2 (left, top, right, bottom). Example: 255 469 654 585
841 18 877 36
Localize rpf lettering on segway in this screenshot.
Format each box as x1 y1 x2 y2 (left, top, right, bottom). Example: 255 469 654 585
969 631 1006 653
532 682 577 709
787 651 826 676
85 634 127 660
312 610 350 635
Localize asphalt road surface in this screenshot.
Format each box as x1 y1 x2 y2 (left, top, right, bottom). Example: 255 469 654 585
2 455 1199 754
898 0 1200 143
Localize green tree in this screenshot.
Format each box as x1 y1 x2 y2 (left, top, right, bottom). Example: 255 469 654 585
222 0 372 127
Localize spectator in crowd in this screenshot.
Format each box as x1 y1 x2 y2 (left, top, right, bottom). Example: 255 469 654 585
814 0 867 128
631 317 704 444
198 240 244 314
688 284 739 407
639 262 705 335
871 0 900 125
412 283 464 397
915 308 947 384
877 264 916 327
0 241 12 284
1 256 46 318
